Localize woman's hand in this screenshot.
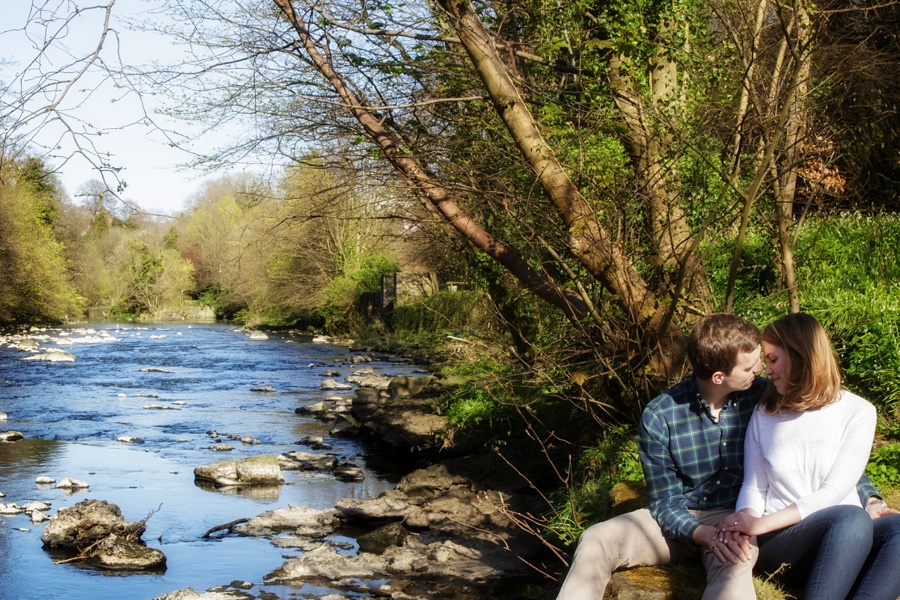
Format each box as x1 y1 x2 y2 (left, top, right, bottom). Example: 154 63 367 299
716 511 763 538
696 524 752 564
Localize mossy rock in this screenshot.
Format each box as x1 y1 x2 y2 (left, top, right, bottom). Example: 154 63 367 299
606 563 705 599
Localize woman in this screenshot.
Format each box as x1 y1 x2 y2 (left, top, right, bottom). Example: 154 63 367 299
717 312 900 600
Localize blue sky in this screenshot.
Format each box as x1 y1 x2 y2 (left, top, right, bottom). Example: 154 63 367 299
1 0 241 215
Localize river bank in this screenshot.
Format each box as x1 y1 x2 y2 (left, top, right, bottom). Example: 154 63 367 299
152 341 560 600
0 323 562 599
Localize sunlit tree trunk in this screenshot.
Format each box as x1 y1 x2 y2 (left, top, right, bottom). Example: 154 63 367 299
272 0 591 324
435 0 687 378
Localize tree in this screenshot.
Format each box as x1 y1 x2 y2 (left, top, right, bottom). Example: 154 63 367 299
0 158 84 323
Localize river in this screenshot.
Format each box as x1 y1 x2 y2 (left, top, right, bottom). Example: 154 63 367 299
0 322 423 600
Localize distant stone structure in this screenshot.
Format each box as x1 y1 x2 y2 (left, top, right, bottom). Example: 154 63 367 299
381 272 439 315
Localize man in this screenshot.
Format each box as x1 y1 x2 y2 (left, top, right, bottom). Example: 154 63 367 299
555 313 882 599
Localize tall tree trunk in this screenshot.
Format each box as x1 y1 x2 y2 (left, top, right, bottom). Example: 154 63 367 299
436 0 687 378
272 0 589 323
773 1 810 314
608 55 710 313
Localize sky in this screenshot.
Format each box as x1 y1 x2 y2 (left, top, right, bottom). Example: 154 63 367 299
1 0 245 216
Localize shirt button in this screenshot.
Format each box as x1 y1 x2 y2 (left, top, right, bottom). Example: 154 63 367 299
723 442 727 446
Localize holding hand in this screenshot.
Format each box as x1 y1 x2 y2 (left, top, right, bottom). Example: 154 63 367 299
697 524 753 564
716 511 762 537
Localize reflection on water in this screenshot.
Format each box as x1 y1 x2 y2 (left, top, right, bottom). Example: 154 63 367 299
0 323 417 600
0 438 64 478
193 479 285 501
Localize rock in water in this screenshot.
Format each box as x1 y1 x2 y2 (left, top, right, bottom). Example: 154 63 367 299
90 533 167 570
193 455 284 487
0 431 24 442
41 499 146 549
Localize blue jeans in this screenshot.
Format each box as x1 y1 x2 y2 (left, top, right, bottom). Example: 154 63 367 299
851 513 900 600
757 505 873 600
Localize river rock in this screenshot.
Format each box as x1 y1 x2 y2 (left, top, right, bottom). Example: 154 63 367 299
328 413 361 437
387 375 437 398
90 533 167 570
278 450 337 472
194 455 283 487
24 501 51 513
333 463 364 482
117 436 145 444
207 444 234 452
56 476 90 490
0 412 7 420
295 435 331 450
35 476 55 484
345 368 392 389
246 331 268 340
0 503 23 515
356 521 409 554
250 385 276 392
15 339 40 351
22 350 76 362
41 499 146 549
153 587 255 599
0 431 24 442
235 505 339 537
320 378 352 391
295 401 328 416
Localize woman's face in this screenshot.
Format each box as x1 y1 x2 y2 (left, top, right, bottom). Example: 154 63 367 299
763 341 791 394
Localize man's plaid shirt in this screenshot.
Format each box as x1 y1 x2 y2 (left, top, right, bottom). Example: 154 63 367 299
639 375 879 544
639 375 768 543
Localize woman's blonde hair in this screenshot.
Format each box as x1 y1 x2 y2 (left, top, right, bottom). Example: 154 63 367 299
760 312 843 413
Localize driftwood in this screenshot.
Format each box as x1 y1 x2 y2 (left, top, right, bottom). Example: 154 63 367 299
202 517 250 538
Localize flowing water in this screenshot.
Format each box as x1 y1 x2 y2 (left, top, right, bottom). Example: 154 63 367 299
0 323 423 600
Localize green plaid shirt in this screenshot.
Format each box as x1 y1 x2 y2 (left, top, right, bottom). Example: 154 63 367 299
639 375 878 543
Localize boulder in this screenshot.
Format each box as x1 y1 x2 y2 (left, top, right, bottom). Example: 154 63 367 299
387 375 436 398
15 339 40 351
0 431 24 442
278 450 337 472
356 521 409 554
153 588 252 600
320 378 352 391
345 368 392 390
90 533 167 570
194 455 283 487
41 499 146 549
56 476 90 490
235 505 339 537
22 350 75 362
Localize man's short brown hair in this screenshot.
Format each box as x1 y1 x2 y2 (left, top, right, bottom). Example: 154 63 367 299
687 313 762 379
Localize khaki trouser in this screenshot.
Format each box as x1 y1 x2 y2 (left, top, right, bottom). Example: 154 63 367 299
555 507 758 600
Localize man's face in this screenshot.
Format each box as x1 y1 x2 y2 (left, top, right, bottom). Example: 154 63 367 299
722 346 762 392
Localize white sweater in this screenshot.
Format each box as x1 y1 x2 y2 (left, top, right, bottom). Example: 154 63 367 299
736 390 876 519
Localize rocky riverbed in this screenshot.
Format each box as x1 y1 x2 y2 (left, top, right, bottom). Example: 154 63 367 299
154 369 558 600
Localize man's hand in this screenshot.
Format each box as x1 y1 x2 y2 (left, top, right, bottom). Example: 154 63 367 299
694 524 752 565
866 498 899 520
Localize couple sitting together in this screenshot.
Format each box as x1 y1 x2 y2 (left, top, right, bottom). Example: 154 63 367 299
556 312 900 600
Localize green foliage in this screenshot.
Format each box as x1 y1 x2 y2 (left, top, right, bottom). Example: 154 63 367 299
545 425 644 547
392 290 491 339
0 161 84 323
445 389 497 428
865 443 900 491
318 254 400 334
